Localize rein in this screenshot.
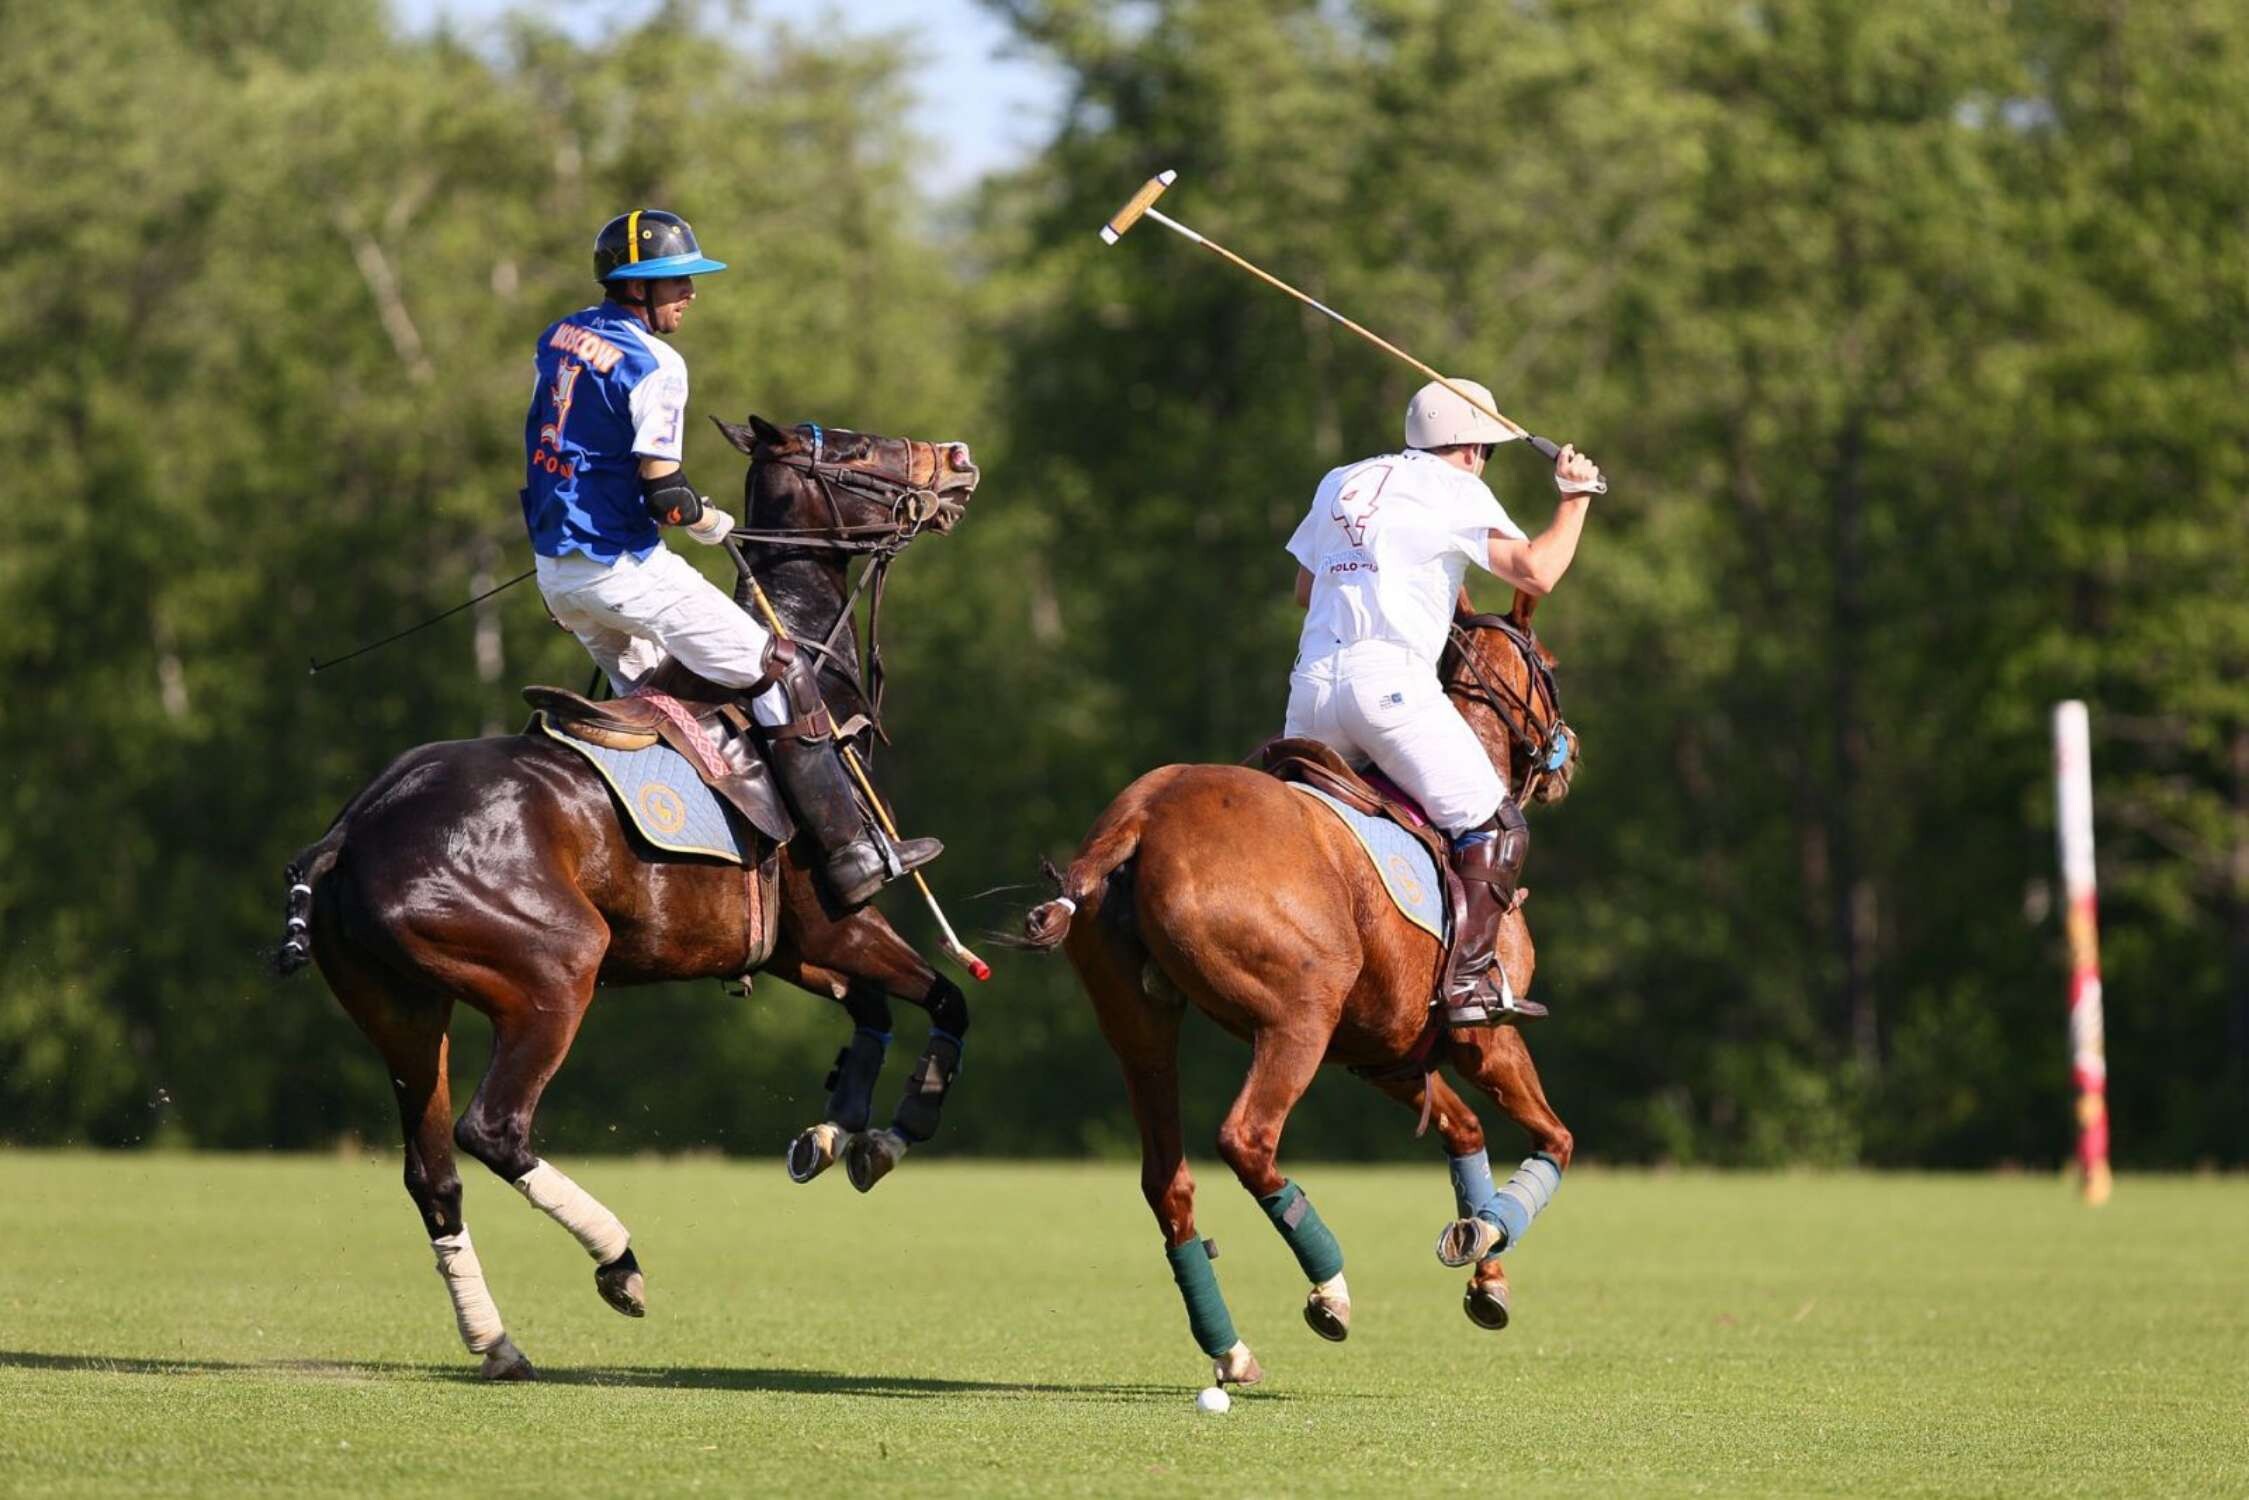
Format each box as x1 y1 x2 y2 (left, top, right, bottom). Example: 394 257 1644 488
729 429 961 746
1445 613 1571 804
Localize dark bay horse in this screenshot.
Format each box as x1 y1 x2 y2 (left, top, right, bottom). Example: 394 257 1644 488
275 416 977 1380
1022 595 1580 1387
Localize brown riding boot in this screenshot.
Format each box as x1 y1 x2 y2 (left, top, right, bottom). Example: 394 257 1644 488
757 639 941 911
764 733 942 909
1442 804 1547 1026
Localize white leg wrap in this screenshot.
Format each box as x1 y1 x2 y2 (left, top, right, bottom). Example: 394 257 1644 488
431 1229 507 1354
1313 1271 1350 1304
513 1159 631 1264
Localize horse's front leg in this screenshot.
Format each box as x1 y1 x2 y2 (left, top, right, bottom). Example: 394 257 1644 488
767 862 968 1192
1355 1064 1514 1329
1437 1028 1574 1324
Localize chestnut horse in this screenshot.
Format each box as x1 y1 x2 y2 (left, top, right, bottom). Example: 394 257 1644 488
274 417 977 1381
1022 594 1580 1387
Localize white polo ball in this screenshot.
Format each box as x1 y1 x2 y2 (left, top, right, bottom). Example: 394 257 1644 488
1195 1385 1231 1414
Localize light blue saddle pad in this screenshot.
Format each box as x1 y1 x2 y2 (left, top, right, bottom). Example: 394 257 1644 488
535 715 748 864
1289 783 1446 941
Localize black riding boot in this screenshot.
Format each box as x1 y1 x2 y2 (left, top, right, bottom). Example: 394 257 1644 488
1442 801 1547 1026
758 640 941 910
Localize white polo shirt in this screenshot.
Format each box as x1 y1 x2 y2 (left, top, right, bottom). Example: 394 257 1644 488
1286 449 1526 669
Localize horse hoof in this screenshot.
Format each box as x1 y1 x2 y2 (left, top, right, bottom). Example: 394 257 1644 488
1463 1280 1511 1331
478 1336 537 1382
1304 1276 1351 1343
596 1248 646 1318
1213 1340 1263 1387
1435 1216 1503 1268
787 1123 845 1184
844 1128 907 1194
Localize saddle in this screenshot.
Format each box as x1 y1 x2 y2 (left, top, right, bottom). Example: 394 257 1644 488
523 685 796 847
1250 737 1467 1095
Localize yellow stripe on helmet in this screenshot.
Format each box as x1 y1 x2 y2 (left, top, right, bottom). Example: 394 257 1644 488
626 209 642 264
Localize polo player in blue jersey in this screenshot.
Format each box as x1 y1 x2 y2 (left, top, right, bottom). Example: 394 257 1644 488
521 208 940 909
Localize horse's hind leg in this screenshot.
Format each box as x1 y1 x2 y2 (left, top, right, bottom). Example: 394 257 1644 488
449 961 646 1321
1079 941 1260 1387
1212 1027 1354 1344
319 940 534 1380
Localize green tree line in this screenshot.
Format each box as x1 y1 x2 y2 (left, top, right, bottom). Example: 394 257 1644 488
2 0 2241 1167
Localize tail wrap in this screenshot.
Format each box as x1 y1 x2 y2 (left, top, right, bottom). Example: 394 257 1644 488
274 837 342 977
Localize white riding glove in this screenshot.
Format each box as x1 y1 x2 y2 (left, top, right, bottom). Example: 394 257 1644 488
1552 444 1607 496
684 506 735 546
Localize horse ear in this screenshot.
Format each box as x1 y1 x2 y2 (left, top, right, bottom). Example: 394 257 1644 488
711 416 760 455
1510 589 1540 627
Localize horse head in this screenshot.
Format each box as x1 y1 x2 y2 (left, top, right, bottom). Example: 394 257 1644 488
1439 591 1580 806
714 413 980 542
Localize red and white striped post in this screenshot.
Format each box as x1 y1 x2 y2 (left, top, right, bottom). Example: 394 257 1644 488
2052 701 2112 1205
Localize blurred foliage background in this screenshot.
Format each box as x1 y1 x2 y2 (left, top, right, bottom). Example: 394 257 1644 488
1 0 2240 1167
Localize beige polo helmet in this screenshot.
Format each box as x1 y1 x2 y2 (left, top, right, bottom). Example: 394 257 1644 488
1404 378 1517 450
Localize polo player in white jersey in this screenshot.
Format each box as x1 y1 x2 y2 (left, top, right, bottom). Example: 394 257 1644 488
1284 378 1603 1025
522 208 940 909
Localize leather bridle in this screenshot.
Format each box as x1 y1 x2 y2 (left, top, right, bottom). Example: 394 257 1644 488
724 424 975 747
1444 612 1576 804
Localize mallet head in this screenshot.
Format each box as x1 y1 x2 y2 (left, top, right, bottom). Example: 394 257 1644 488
1099 169 1177 245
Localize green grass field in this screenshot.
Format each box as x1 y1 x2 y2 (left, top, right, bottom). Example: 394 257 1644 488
1 1153 2243 1497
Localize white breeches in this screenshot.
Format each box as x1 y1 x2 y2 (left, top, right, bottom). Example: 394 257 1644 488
1284 640 1505 836
537 545 774 698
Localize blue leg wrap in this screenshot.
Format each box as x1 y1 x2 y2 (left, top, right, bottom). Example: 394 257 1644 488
1480 1152 1563 1254
1449 1149 1499 1221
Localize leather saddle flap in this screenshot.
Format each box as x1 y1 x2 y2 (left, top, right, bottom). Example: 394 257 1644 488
524 685 795 846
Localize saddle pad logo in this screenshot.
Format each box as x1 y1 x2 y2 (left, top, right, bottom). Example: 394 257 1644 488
1290 782 1445 942
1385 851 1427 907
638 783 688 835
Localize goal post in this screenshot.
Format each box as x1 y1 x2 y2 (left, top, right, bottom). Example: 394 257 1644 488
2052 701 2112 1206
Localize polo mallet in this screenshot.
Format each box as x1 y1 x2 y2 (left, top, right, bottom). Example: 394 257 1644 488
1101 170 1603 489
725 541 991 982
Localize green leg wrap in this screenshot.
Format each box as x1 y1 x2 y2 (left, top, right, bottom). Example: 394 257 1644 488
1164 1238 1239 1358
1258 1180 1345 1284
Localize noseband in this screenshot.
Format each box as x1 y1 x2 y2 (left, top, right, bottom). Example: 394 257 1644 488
725 424 973 746
1445 612 1575 803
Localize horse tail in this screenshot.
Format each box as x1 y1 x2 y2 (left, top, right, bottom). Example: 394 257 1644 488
273 828 345 977
1020 768 1181 950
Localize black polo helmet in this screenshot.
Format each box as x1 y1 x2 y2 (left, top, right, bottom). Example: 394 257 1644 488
594 209 728 283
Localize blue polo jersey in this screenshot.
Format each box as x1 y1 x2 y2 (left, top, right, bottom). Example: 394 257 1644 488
520 303 691 562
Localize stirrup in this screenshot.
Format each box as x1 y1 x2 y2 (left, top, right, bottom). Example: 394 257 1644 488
1444 969 1548 1028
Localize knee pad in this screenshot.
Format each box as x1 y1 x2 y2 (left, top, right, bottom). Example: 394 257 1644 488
1493 798 1529 888
759 638 833 742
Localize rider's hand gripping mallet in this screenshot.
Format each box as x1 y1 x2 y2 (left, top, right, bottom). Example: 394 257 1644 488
726 542 991 981
1100 170 1604 492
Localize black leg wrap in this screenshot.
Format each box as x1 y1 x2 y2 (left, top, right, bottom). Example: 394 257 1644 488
823 1026 890 1133
889 1031 963 1145
916 975 970 1039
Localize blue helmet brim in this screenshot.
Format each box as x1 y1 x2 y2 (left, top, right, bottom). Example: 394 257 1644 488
605 254 728 280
